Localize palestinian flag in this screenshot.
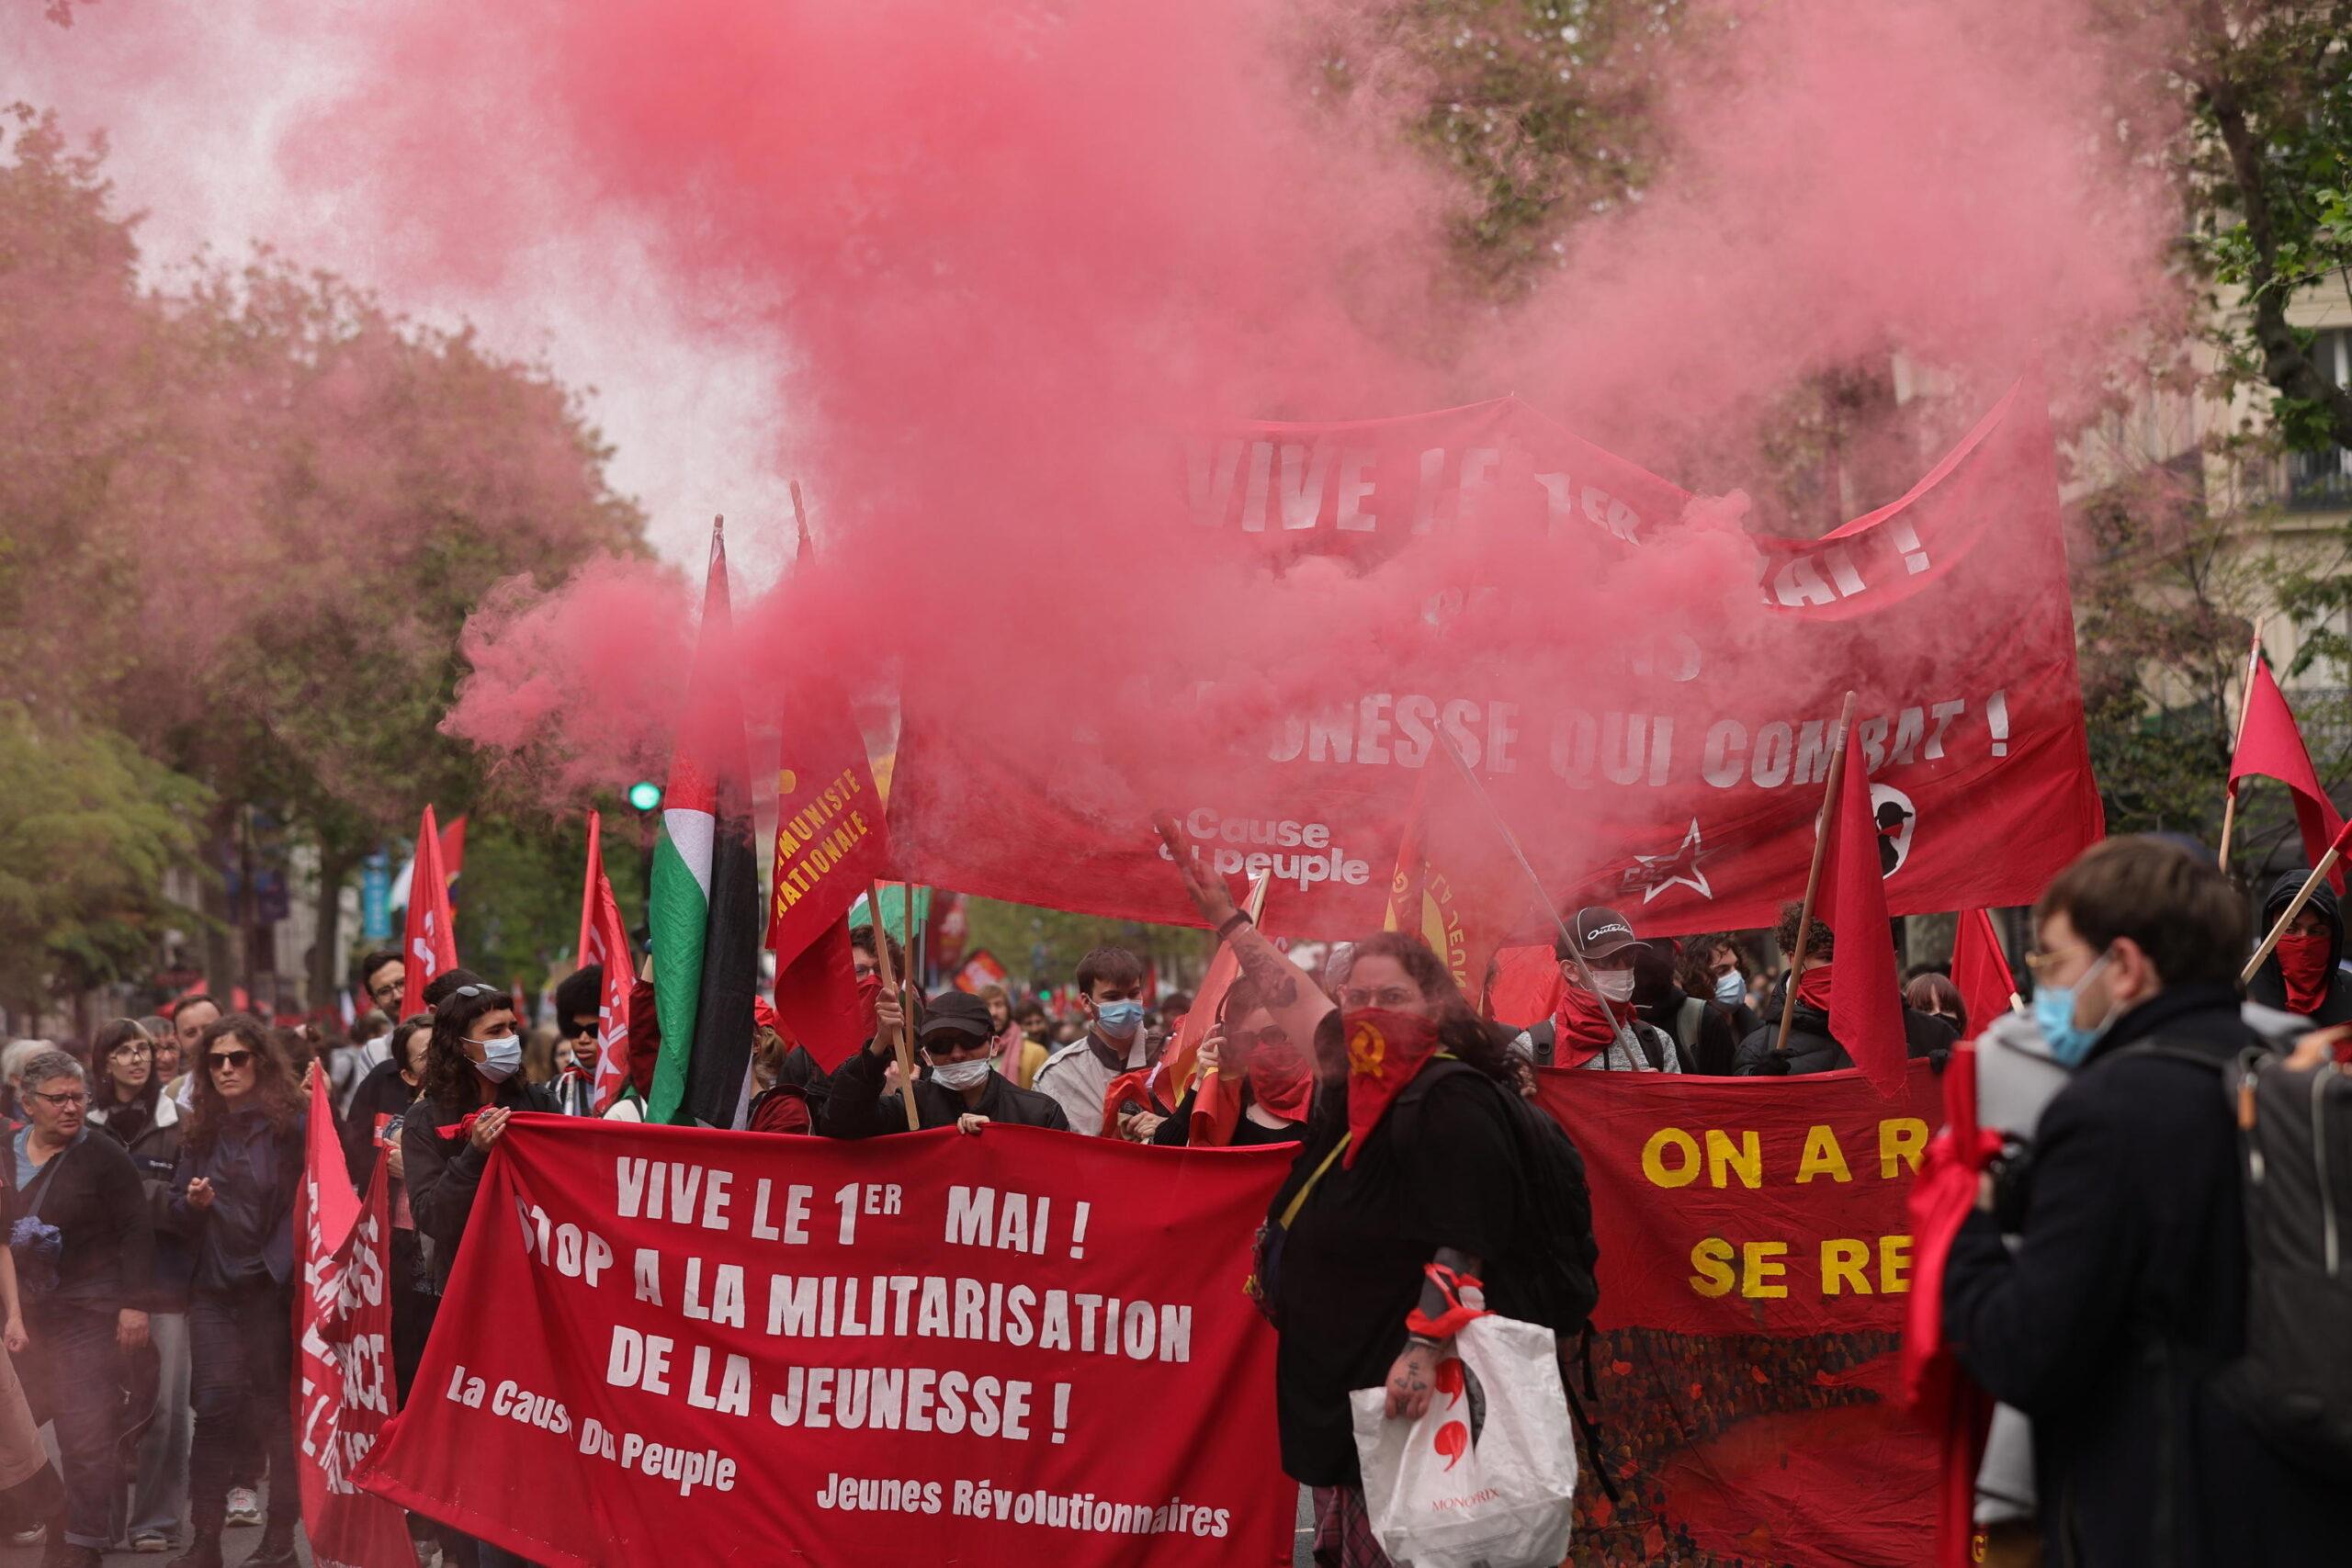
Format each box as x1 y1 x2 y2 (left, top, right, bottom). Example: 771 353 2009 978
647 520 762 1127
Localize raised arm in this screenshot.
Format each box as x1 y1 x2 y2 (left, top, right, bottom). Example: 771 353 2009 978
1154 816 1335 1048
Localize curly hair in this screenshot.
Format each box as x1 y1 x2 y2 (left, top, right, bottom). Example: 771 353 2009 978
421 985 516 1115
185 1015 303 1156
1340 931 1519 1086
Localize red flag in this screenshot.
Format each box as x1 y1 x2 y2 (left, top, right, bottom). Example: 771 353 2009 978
401 805 459 1014
576 810 636 1113
1821 733 1907 1094
772 920 869 1072
2232 654 2347 891
1486 943 1565 1030
765 668 888 1071
294 1070 411 1564
1950 908 2015 1042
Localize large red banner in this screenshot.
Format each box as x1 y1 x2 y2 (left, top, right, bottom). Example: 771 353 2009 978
354 1120 1295 1566
887 379 2099 937
295 1074 413 1568
1537 1064 1942 1566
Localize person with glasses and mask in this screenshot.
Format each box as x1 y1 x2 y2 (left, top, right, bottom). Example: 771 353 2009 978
821 991 1069 1137
85 1021 193 1554
1149 977 1312 1147
164 1017 307 1568
7 1048 152 1568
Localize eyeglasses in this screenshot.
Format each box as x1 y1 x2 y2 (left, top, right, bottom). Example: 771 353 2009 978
1235 1026 1291 1049
109 1042 154 1061
28 1089 87 1108
207 1049 255 1073
2022 947 2088 977
1339 987 1418 1010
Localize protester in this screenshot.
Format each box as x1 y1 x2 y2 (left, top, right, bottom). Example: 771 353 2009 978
164 998 221 1107
822 990 1069 1135
1159 827 1579 1568
358 947 407 1025
519 1024 562 1088
978 985 1046 1089
357 1016 438 1393
1904 972 1967 1038
1031 947 1154 1135
0 1214 62 1548
1148 978 1311 1146
1733 904 1956 1074
600 974 662 1123
0 1041 49 1125
1679 932 1761 1040
402 983 560 1293
343 968 490 1188
2244 869 2352 1024
744 1011 814 1134
1632 938 1738 1075
1510 907 1681 1073
85 1020 192 1555
1941 836 2342 1564
1010 998 1056 1088
7 1047 153 1567
548 964 608 1116
138 1019 176 1088
166 1016 307 1568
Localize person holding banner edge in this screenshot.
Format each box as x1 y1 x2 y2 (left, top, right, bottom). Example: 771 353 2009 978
1157 818 1575 1568
820 989 1069 1136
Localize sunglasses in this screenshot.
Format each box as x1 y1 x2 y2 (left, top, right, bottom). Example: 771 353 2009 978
1229 1025 1291 1049
207 1049 255 1073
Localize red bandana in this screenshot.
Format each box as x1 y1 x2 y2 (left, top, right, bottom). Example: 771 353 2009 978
1550 986 1639 1070
1246 1043 1314 1122
1342 1009 1443 1167
2276 931 2332 1015
855 973 884 1022
1795 962 1837 1011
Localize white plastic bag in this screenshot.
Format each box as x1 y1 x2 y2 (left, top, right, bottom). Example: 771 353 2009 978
1349 1313 1578 1568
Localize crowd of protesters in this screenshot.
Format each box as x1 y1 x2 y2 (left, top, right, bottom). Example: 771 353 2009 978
0 825 2346 1567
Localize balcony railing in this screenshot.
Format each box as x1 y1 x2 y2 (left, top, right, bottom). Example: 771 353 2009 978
2284 449 2352 513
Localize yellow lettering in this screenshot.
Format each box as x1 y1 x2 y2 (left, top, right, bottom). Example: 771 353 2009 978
1879 1118 1928 1179
1705 1129 1761 1190
1879 1234 1914 1294
1797 1124 1852 1184
1739 1240 1788 1299
1820 1238 1871 1295
1643 1128 1701 1189
1689 1237 1734 1297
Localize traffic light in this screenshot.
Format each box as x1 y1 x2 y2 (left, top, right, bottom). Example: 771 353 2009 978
628 781 663 813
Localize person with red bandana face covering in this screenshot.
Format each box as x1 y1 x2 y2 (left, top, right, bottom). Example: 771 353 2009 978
1150 978 1313 1147
1507 906 1681 1074
1157 819 1575 1568
1734 903 1957 1075
2245 871 2352 1025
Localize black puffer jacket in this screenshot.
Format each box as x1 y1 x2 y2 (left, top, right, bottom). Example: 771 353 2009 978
1942 984 2347 1565
1731 1004 1955 1075
401 1079 560 1289
2244 871 2352 1025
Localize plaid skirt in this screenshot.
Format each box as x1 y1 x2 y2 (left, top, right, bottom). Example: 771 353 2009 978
1311 1484 1397 1568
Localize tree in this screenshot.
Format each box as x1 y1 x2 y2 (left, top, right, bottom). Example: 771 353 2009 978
959 897 1211 1001
0 703 207 1029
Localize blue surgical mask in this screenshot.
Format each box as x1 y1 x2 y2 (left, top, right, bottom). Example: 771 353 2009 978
2030 951 2112 1067
1713 971 1747 1008
1093 1000 1146 1040
469 1032 523 1084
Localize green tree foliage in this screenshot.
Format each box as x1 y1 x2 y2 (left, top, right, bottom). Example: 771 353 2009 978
959 897 1210 1000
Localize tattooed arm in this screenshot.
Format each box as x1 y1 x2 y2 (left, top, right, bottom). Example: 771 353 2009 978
1386 1246 1482 1419
1155 816 1336 1047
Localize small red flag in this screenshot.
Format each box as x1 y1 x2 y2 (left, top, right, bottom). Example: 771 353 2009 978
773 920 869 1073
576 810 636 1112
2232 654 2347 891
401 805 459 1015
1950 908 2015 1043
1821 735 1907 1094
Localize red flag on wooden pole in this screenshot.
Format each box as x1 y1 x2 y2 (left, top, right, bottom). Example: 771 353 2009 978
400 805 459 1014
1950 908 2018 1042
576 810 636 1112
2231 654 2347 890
1821 729 1908 1093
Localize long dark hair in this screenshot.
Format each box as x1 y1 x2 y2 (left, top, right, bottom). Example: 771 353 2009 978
89 1018 159 1114
185 1014 303 1155
1340 931 1518 1078
421 985 514 1115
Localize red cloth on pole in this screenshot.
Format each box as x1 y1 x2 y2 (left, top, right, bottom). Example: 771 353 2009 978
1951 908 2014 1042
771 919 870 1072
1822 735 1907 1095
401 805 459 1016
2232 656 2347 891
576 810 636 1112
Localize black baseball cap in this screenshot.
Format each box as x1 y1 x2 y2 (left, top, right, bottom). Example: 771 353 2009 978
1568 907 1640 959
918 990 995 1043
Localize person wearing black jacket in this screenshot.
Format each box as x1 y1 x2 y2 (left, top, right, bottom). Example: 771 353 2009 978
1633 942 1741 1076
8 1048 153 1568
401 983 560 1294
165 1016 308 1568
821 991 1070 1137
1151 978 1311 1147
1942 837 2344 1566
2244 869 2352 1025
1732 905 1956 1075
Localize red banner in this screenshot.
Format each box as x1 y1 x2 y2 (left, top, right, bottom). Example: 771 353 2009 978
354 1120 1295 1566
296 1074 412 1568
1536 1064 1941 1566
887 379 2099 938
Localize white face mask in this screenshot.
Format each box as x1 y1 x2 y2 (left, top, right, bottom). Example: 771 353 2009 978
1591 970 1637 1003
928 1056 991 1092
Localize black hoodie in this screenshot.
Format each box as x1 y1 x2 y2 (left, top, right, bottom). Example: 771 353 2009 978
2245 870 2352 1025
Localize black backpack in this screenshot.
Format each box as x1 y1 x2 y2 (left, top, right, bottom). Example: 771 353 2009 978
1523 1019 1668 1074
2126 1043 2352 1471
1392 1059 1600 1339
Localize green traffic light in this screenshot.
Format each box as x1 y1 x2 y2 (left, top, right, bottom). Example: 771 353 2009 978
628 781 663 812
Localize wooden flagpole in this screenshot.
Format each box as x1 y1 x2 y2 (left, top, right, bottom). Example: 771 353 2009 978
2217 632 2262 872
867 879 922 1130
1773 691 1860 1058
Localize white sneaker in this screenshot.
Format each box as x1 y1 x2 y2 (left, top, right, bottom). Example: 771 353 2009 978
130 1530 174 1552
6 1525 41 1546
226 1487 264 1527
